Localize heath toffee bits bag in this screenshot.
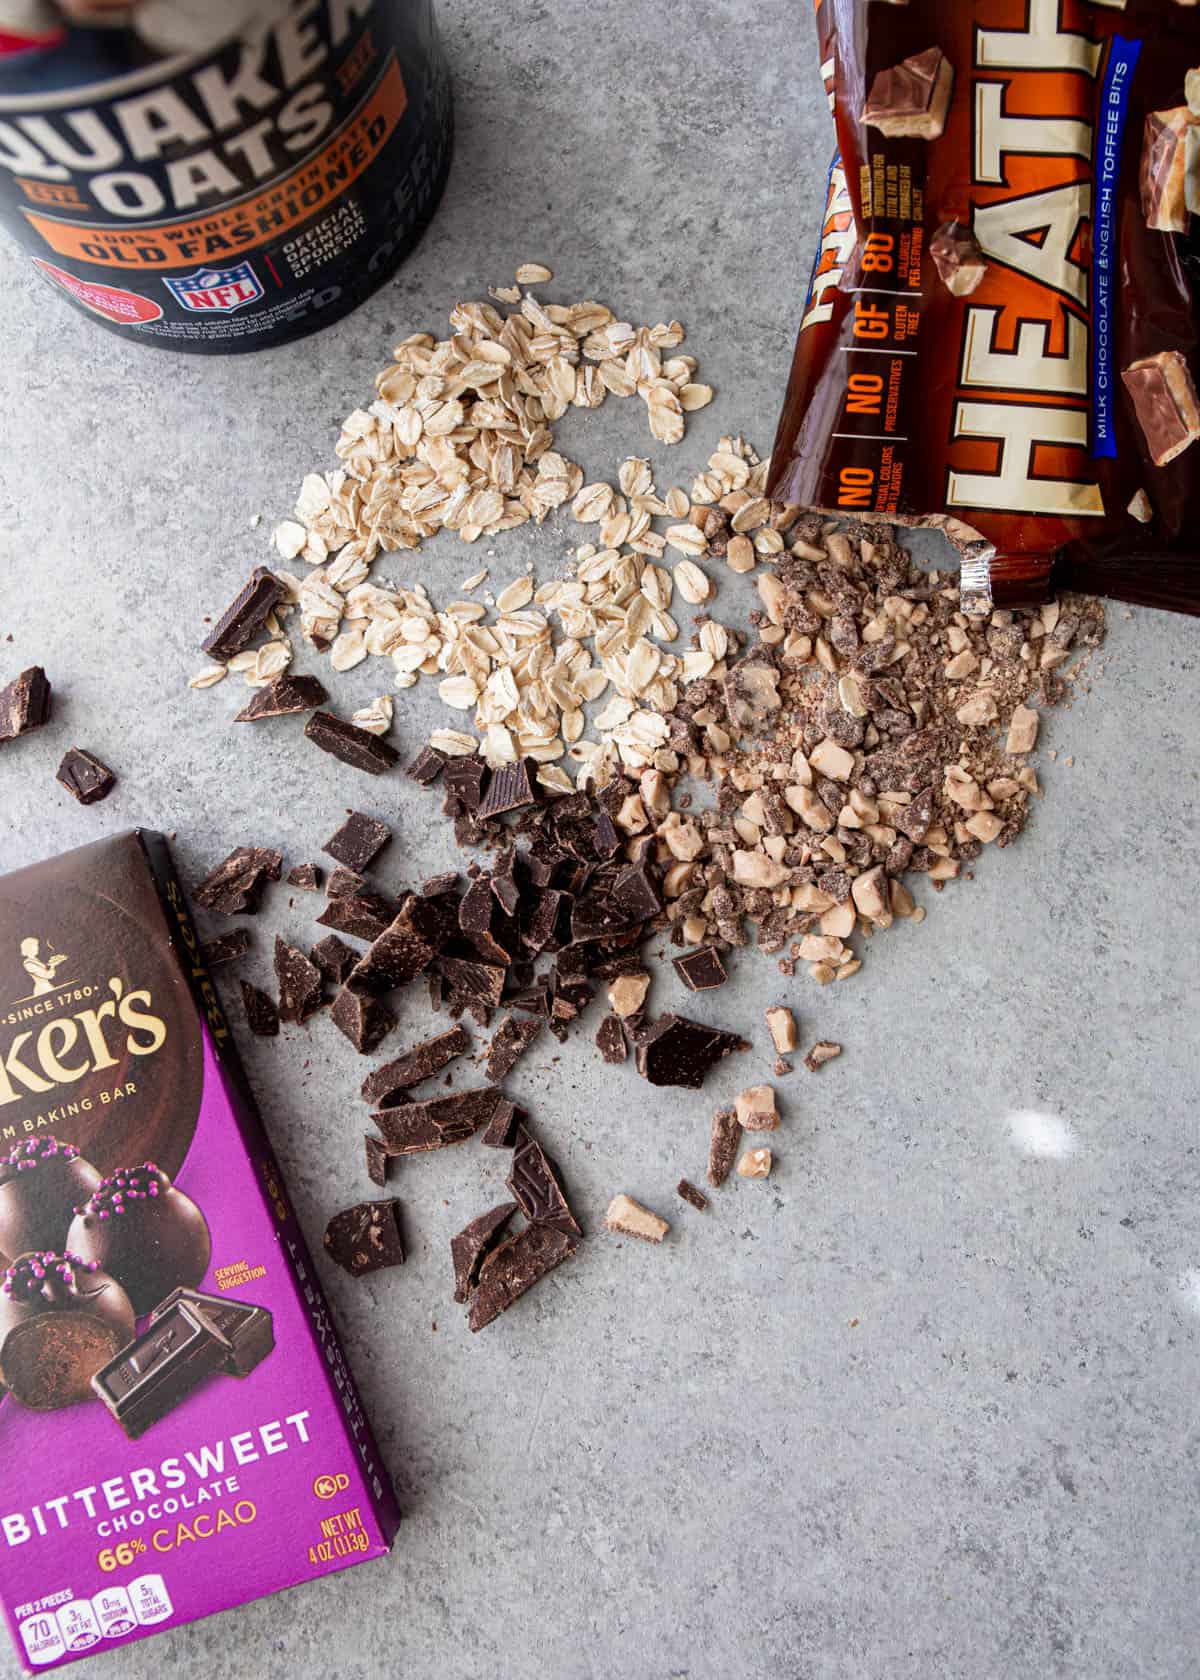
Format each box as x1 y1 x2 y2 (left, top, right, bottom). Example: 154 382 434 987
768 0 1200 616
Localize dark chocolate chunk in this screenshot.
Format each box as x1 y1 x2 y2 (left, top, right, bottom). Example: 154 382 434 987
523 887 564 953
480 1098 522 1149
330 986 394 1054
677 1178 709 1211
324 811 392 872
440 957 505 1010
201 928 251 969
612 862 662 921
273 936 324 1024
311 934 357 985
324 1200 405 1277
635 1015 749 1089
194 846 283 916
407 745 448 785
491 848 521 917
707 1108 742 1187
570 893 632 945
56 747 116 805
507 1126 580 1237
286 862 322 891
595 1014 627 1065
452 1201 519 1304
326 865 366 899
305 711 399 775
361 1025 471 1107
467 1223 578 1332
421 871 459 896
147 1288 274 1379
507 981 553 1017
458 877 512 965
673 946 728 992
372 1087 504 1154
240 980 279 1037
234 672 328 722
364 1135 390 1187
202 567 285 661
345 911 435 996
0 666 51 742
316 890 399 943
485 1015 542 1081
477 757 539 820
443 756 488 810
91 1299 227 1437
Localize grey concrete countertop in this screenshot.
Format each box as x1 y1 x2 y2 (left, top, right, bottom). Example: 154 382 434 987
1 3 1199 1677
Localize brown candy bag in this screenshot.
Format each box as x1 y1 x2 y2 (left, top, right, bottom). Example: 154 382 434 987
767 0 1200 615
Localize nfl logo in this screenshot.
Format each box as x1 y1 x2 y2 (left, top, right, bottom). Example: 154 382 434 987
164 261 264 314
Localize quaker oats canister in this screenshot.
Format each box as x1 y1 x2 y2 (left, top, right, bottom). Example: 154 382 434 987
0 0 453 351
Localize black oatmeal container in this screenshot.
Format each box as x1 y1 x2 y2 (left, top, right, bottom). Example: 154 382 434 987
0 0 452 351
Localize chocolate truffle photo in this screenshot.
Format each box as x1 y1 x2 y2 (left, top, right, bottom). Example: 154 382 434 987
0 1138 100 1263
0 1253 135 1410
67 1164 211 1315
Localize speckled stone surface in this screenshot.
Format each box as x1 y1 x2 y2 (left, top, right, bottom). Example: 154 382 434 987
1 3 1199 1677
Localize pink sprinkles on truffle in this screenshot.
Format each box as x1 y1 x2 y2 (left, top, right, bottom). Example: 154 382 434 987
77 1163 167 1221
0 1137 81 1173
2 1251 98 1301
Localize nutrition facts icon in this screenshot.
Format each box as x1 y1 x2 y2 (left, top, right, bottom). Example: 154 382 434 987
127 1575 172 1626
20 1577 174 1664
54 1599 100 1653
91 1586 135 1639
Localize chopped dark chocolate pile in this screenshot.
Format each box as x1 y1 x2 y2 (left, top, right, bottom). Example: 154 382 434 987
324 811 392 872
467 1222 577 1332
201 928 251 969
406 744 447 785
476 757 538 820
485 1015 541 1081
635 1014 748 1089
311 934 357 985
305 711 399 775
360 1024 471 1108
56 747 116 805
364 1135 390 1187
507 1126 580 1237
286 863 322 891
595 1014 627 1065
234 672 328 722
677 1179 709 1211
345 910 435 996
194 846 283 916
202 567 285 662
372 1087 504 1154
330 986 394 1054
0 666 50 742
324 1200 405 1277
273 936 324 1024
480 1098 522 1149
240 980 279 1038
452 1201 519 1303
707 1108 742 1188
316 890 398 943
672 946 728 992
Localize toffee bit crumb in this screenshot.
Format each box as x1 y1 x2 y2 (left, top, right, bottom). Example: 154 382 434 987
676 1179 709 1211
604 1193 670 1244
737 1148 772 1179
804 1040 842 1072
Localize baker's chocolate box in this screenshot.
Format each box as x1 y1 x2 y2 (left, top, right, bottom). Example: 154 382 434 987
0 831 398 1671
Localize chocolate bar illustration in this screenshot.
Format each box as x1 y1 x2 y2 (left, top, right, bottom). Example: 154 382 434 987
149 1287 274 1378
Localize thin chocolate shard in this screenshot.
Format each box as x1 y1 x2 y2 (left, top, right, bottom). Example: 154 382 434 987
305 711 399 775
326 865 365 899
286 862 322 891
480 1098 522 1149
458 877 512 965
443 756 488 810
316 890 398 943
451 1201 519 1304
707 1108 742 1188
673 945 728 992
364 1135 390 1188
507 981 553 1017
323 811 392 872
273 936 324 1024
407 745 448 785
240 980 279 1038
485 1015 542 1081
467 1222 578 1332
523 887 565 953
440 956 505 1010
346 910 435 996
507 1126 581 1237
193 846 283 916
491 848 521 917
360 1025 471 1108
372 1087 504 1154
324 1200 405 1277
477 757 539 820
635 1014 749 1089
421 871 459 896
234 672 328 722
311 934 357 985
862 46 953 142
595 1014 628 1065
330 986 395 1054
0 666 50 742
56 747 116 805
201 928 251 969
202 567 285 662
677 1179 709 1211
